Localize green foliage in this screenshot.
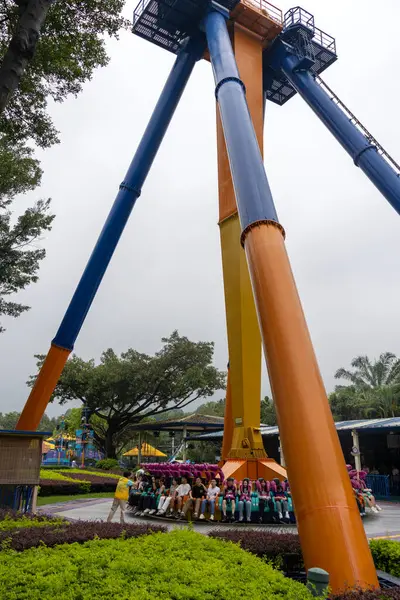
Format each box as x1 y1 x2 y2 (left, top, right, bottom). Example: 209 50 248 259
40 469 91 493
261 395 277 426
95 459 119 471
369 539 400 578
186 441 218 463
30 331 226 458
0 515 65 531
335 353 400 389
0 411 58 430
196 398 225 417
67 469 120 480
331 353 400 419
0 191 53 332
0 529 317 599
0 0 129 147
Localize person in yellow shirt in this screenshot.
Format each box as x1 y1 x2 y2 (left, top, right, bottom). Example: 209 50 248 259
107 471 133 524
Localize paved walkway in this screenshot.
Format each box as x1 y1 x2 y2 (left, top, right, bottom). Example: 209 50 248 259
40 499 400 539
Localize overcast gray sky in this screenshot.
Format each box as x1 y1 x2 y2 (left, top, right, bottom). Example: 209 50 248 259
1 0 400 417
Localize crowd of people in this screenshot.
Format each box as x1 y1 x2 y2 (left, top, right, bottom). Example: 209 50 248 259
126 472 293 523
106 465 383 525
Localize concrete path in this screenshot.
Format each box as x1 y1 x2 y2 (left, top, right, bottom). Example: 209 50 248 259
39 499 400 540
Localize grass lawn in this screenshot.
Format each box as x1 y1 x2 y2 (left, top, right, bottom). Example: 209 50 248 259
37 492 114 506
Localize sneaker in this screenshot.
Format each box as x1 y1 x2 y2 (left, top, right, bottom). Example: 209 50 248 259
143 508 150 514
199 514 205 520
371 506 379 514
222 515 228 523
149 509 156 515
278 512 283 520
210 515 214 521
284 511 290 520
193 513 198 519
246 517 251 522
230 517 236 523
239 516 244 522
376 505 382 511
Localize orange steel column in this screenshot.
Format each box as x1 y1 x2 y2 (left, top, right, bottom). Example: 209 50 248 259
244 224 378 591
217 26 265 460
17 345 70 430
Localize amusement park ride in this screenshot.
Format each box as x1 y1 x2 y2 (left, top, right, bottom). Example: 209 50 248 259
14 0 400 592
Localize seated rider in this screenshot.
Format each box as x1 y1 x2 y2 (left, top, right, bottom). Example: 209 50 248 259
238 478 252 522
175 476 191 519
183 477 207 519
157 477 178 516
272 479 290 522
222 477 237 523
256 478 274 524
200 478 220 521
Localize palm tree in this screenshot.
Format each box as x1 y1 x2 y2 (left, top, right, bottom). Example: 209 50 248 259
335 353 400 390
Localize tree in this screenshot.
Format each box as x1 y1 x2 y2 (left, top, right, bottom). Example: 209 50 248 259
335 353 400 389
186 441 219 463
0 0 54 113
0 0 129 145
260 396 277 426
328 386 371 421
29 331 226 458
196 399 225 417
0 410 58 430
0 146 54 330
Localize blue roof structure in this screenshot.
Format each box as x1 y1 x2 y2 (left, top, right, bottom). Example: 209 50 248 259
187 418 400 440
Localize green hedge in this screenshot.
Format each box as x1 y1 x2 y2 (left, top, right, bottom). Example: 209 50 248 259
95 459 119 470
370 539 400 578
0 530 318 600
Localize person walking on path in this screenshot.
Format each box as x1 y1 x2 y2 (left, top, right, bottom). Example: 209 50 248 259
107 470 133 524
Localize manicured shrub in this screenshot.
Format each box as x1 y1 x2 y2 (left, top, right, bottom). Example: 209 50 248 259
64 472 118 485
209 529 303 569
0 521 165 551
0 509 64 527
0 529 317 599
0 515 65 531
370 539 400 578
95 458 119 470
66 469 120 480
38 480 82 496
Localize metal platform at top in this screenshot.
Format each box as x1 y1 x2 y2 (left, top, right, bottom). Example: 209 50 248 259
132 0 284 54
132 0 239 54
264 6 337 105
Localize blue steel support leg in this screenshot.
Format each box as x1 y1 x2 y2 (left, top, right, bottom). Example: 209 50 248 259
280 54 400 216
203 8 282 238
52 35 204 351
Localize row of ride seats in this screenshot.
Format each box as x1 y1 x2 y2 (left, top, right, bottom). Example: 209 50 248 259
131 477 295 523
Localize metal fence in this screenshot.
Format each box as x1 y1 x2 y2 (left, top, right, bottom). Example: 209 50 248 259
366 474 390 499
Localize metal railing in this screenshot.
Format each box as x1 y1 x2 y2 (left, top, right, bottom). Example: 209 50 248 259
316 75 400 176
133 0 152 27
283 7 336 54
313 26 336 53
241 0 283 24
366 474 390 499
284 6 314 32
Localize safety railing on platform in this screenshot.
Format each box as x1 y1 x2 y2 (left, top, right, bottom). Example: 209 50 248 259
283 7 336 54
133 0 152 27
316 75 400 176
314 27 336 53
240 0 283 24
284 6 314 32
366 474 390 499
